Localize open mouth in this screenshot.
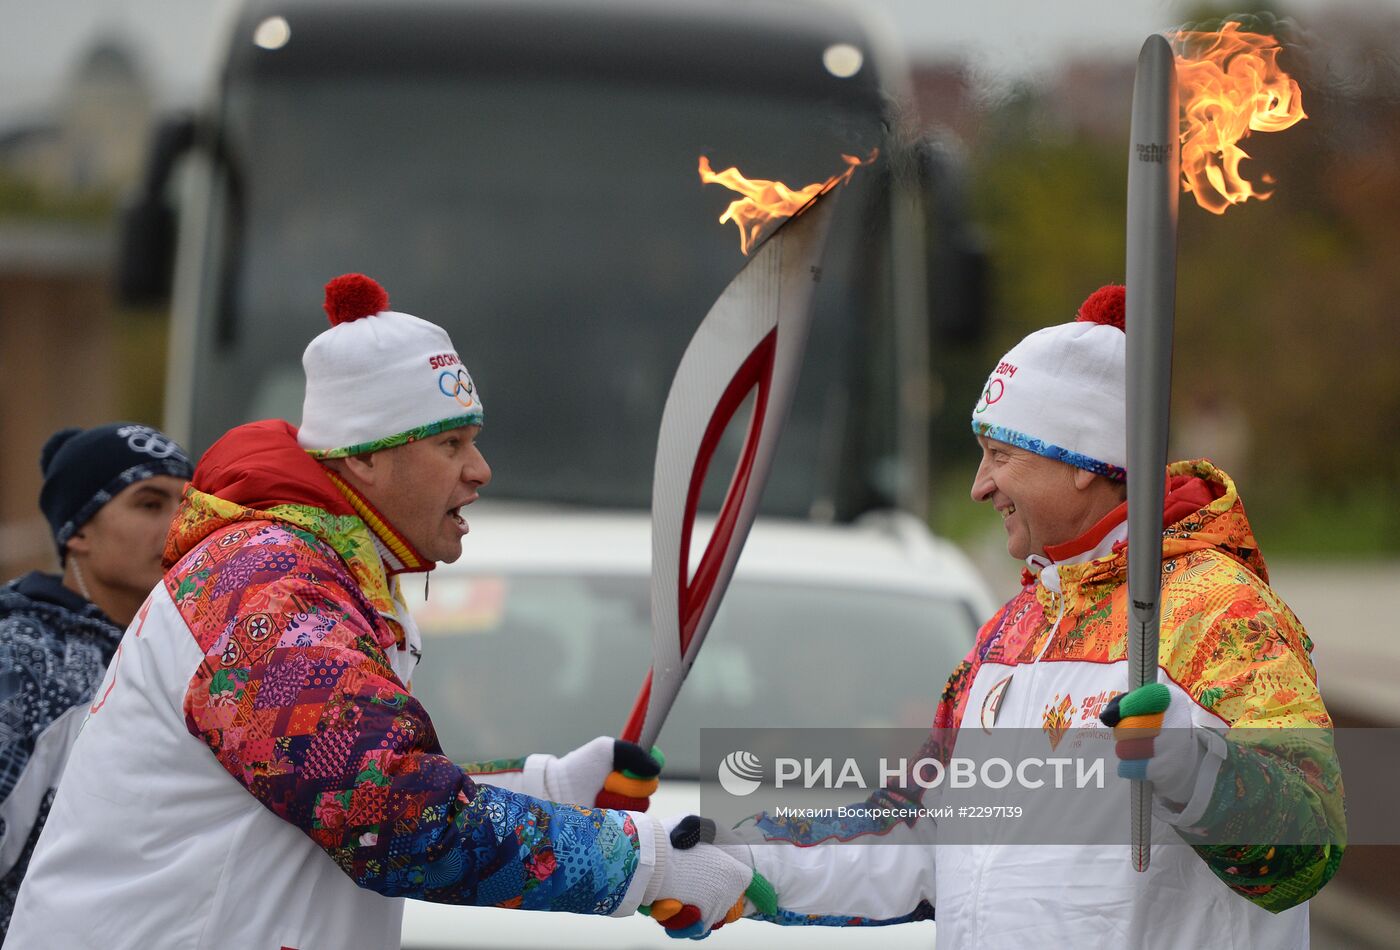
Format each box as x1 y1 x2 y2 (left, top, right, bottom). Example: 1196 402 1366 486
448 492 480 533
1000 504 1017 520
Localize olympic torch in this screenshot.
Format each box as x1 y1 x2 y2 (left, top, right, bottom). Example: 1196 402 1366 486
1125 33 1180 873
621 188 840 749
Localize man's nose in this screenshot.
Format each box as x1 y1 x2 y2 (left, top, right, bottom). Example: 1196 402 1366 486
970 460 994 503
464 448 492 489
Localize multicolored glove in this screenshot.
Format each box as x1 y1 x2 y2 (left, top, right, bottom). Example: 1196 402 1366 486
1100 682 1203 806
541 736 664 811
641 816 777 939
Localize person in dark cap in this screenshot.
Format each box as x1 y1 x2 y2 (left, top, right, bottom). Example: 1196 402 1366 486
0 422 192 934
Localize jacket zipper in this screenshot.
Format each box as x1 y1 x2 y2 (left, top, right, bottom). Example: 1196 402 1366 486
968 565 1069 946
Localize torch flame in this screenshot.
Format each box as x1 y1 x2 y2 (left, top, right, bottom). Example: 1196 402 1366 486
699 151 877 254
1171 21 1306 214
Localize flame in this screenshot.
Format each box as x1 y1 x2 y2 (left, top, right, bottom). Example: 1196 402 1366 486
1171 22 1306 215
699 151 877 254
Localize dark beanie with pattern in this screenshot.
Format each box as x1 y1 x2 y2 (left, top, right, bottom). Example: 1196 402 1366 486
38 423 194 561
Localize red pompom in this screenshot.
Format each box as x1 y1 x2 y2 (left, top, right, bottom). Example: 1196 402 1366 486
323 273 389 326
1075 284 1126 330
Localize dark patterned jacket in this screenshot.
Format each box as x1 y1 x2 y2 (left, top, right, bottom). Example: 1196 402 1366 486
0 572 121 935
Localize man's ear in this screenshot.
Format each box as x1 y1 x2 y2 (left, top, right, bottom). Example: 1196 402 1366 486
65 530 91 557
339 453 379 486
1072 467 1098 491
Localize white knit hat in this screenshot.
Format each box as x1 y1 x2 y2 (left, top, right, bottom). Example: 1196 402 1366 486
970 285 1127 481
298 274 483 458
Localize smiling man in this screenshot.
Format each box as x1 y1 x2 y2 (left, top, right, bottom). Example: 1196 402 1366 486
660 285 1345 947
4 275 748 950
0 423 191 938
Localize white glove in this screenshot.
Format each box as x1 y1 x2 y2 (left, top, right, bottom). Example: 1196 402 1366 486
1148 703 1207 807
1102 682 1208 808
641 816 755 938
541 736 661 810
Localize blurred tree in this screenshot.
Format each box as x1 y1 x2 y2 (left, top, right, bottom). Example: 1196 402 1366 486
927 16 1400 555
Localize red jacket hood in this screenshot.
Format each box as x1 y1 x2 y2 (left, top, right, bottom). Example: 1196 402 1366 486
192 420 354 517
1044 471 1222 563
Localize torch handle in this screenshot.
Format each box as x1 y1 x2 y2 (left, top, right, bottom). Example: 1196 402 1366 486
1125 33 1180 873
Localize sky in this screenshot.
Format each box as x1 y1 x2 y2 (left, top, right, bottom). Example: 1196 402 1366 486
0 0 1393 127
870 0 1377 57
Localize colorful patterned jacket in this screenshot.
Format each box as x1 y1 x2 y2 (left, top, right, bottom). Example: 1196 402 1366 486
737 460 1344 950
5 421 658 950
0 572 122 938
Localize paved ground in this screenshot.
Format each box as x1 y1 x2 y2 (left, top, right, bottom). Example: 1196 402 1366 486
1310 882 1400 949
1266 560 1400 723
1270 559 1400 948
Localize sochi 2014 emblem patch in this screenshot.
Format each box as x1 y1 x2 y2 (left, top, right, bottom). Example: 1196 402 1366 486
1042 693 1076 750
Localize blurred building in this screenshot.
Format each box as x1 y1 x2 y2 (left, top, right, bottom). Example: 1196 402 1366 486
908 55 1141 163
0 39 154 194
1047 59 1135 142
0 38 149 578
909 62 979 143
0 228 116 578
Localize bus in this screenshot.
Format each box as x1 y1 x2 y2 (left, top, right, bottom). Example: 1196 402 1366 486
119 0 984 522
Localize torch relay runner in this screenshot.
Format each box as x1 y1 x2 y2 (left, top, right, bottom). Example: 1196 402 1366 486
3 275 754 950
646 285 1345 947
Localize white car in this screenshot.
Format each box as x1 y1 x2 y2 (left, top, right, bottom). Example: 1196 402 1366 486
399 503 995 949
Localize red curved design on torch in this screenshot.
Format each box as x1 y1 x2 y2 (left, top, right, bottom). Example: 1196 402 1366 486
678 330 776 653
621 669 652 745
620 330 777 744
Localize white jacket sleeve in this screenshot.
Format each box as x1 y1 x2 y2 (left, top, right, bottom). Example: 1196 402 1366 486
733 799 937 925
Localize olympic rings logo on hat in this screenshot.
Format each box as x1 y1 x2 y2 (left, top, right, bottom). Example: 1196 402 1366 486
116 424 182 459
974 378 1005 414
439 369 477 409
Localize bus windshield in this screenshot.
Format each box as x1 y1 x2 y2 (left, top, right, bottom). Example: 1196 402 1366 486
197 74 894 516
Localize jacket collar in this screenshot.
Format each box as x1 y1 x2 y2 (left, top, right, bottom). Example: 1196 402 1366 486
323 469 432 575
14 570 98 615
1028 521 1128 587
7 570 118 631
0 572 123 659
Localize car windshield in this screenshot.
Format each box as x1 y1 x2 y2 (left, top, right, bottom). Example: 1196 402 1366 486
406 573 975 779
201 75 892 516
